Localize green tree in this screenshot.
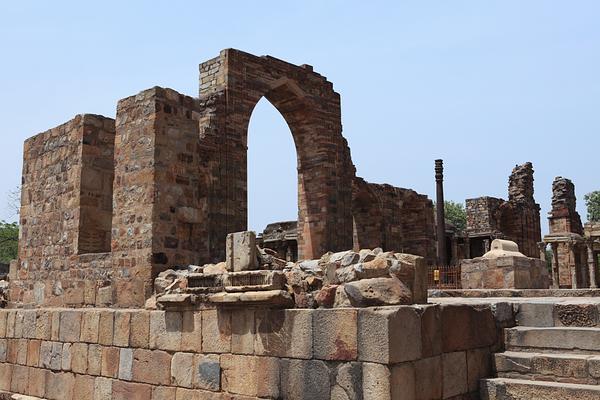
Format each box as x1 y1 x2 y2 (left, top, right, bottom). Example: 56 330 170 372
0 221 18 263
444 201 467 232
585 191 600 222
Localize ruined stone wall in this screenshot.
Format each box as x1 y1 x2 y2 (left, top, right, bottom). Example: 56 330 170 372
548 177 583 235
352 178 436 264
12 115 115 307
0 304 502 400
465 163 541 259
466 197 504 237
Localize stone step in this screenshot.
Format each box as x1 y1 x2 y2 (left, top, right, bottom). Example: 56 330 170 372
505 326 600 354
481 377 600 400
495 351 600 384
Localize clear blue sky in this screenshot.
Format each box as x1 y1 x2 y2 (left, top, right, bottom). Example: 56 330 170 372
1 2 598 235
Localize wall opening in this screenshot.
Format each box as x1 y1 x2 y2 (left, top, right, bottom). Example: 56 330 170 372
247 97 299 240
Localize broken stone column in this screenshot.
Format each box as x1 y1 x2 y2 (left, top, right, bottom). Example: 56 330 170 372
226 231 258 272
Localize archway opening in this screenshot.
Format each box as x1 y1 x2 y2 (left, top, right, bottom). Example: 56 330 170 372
247 97 299 260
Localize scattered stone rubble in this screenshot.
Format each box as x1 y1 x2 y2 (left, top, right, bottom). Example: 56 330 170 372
153 231 427 310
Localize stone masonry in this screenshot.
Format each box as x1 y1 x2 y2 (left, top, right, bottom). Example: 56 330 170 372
10 49 436 308
466 162 542 259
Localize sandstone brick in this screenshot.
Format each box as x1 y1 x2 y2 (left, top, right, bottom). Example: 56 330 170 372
71 342 88 374
6 339 17 364
73 374 95 399
81 310 101 343
130 311 150 348
153 386 177 400
62 343 72 371
113 310 132 347
171 352 194 388
193 354 220 391
362 362 391 400
40 342 62 371
59 310 82 343
112 380 152 400
201 309 231 353
358 306 422 364
27 339 41 367
314 309 357 361
0 363 13 391
442 351 468 398
132 348 172 385
0 339 6 363
281 359 330 400
94 376 113 400
34 310 52 340
231 309 255 354
150 311 182 351
0 311 7 337
255 309 313 359
10 363 29 394
414 356 442 400
118 347 133 381
391 362 415 400
181 311 202 353
88 344 103 376
467 347 492 393
420 304 442 358
221 354 280 398
441 305 497 352
5 311 16 338
51 311 60 341
45 371 75 400
13 310 25 338
331 362 363 400
98 310 114 346
16 338 28 365
22 310 37 338
101 346 120 378
28 366 47 398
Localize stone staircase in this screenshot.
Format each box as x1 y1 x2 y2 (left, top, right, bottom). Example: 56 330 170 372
481 325 600 399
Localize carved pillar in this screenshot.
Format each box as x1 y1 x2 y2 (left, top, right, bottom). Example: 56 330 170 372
588 243 597 289
551 243 560 289
568 242 578 289
435 160 447 266
538 242 546 261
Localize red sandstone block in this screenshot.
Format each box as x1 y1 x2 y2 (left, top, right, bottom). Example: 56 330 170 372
113 310 132 347
150 311 182 352
101 346 120 378
112 380 153 400
221 354 280 398
28 366 47 398
313 309 357 361
73 373 95 399
201 310 231 354
130 311 150 348
0 363 12 391
153 385 177 400
81 310 101 343
10 363 29 394
27 339 41 367
132 348 172 385
98 310 114 346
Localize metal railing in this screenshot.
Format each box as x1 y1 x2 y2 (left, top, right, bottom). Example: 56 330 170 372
428 264 461 289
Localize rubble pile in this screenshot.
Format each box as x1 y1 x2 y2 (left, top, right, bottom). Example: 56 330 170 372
153 231 427 310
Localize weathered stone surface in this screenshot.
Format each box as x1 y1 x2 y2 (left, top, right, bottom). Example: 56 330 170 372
81 310 100 343
343 277 413 307
112 380 153 400
152 386 177 400
129 311 150 348
358 306 422 364
331 362 363 400
28 365 47 398
414 356 442 399
281 359 330 400
45 371 75 400
231 309 254 354
362 362 391 400
180 311 202 353
94 376 113 400
442 351 468 398
201 310 231 353
59 311 81 343
118 348 133 381
88 344 102 376
71 342 88 374
73 374 95 399
194 354 220 391
226 231 258 272
113 311 131 347
150 311 182 352
441 304 497 352
101 346 120 378
132 348 171 385
255 309 313 359
314 309 357 361
98 311 114 346
171 352 194 388
221 354 280 398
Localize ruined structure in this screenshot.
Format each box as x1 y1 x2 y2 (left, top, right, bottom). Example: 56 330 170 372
461 239 549 289
10 49 435 309
543 177 597 288
257 221 298 262
465 162 542 259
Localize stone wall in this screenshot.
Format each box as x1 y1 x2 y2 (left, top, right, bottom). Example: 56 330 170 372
11 115 115 307
465 163 541 259
0 304 503 400
352 178 436 264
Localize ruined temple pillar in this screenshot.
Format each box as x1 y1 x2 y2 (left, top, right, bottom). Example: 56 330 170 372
435 159 447 266
588 243 597 289
568 242 578 288
538 242 547 261
551 243 560 289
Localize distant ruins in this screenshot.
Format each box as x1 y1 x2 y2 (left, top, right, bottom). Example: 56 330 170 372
465 162 541 259
2 49 600 400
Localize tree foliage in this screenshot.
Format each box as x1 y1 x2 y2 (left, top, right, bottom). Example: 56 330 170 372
444 200 467 232
585 191 600 222
0 221 18 264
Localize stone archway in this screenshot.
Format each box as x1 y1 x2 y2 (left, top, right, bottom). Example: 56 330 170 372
200 49 356 260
